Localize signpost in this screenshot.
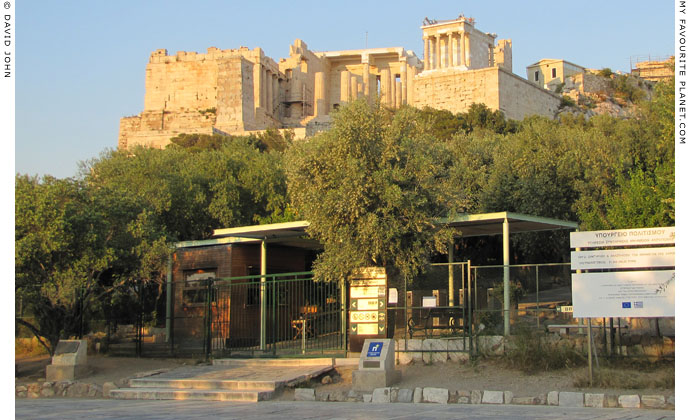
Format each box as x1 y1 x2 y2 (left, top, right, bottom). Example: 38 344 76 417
570 226 675 385
349 267 387 352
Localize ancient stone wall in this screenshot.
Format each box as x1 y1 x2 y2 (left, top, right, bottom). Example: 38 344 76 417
412 67 501 115
497 69 560 120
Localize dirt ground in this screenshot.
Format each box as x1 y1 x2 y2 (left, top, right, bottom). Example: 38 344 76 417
16 355 674 399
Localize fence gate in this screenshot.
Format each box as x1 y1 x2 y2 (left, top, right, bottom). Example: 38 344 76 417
202 272 346 358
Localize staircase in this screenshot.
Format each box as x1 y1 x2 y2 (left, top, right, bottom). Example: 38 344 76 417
110 358 333 402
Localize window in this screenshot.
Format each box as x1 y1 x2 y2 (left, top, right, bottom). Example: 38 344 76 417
183 268 217 305
534 71 539 81
552 68 557 78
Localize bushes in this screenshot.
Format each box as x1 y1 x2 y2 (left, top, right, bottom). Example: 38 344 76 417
501 326 586 373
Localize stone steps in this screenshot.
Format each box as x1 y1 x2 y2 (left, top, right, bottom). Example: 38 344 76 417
110 387 273 402
109 358 335 402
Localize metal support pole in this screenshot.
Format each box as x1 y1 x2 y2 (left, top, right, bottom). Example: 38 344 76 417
341 279 347 352
166 253 172 343
448 241 455 307
260 238 267 351
587 318 593 386
503 218 510 336
536 266 540 328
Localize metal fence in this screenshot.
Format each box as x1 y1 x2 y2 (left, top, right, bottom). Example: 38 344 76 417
16 263 674 361
169 272 346 358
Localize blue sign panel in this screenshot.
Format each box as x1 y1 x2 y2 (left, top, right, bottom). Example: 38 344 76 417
366 341 383 357
622 302 631 309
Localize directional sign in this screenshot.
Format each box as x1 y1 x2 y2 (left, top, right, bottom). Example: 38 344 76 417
351 286 379 298
355 323 378 335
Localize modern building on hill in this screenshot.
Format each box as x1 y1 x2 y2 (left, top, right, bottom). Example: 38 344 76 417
118 15 561 150
526 59 586 92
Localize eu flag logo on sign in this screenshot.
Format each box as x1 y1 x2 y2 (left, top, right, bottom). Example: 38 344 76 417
622 302 631 308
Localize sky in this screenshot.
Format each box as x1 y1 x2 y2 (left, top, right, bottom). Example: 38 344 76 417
14 1 674 179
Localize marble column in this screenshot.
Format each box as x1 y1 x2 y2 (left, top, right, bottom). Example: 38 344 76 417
266 70 273 114
400 62 407 105
423 37 430 71
273 75 279 113
314 71 326 116
350 75 358 101
395 81 402 109
464 32 471 68
381 68 391 105
340 70 351 103
435 35 441 69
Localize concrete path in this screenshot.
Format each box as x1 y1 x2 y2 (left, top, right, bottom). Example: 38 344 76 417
15 399 674 420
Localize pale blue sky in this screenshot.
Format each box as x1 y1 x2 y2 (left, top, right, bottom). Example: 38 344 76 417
15 1 674 178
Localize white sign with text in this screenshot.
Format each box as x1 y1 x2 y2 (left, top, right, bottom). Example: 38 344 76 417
572 270 674 318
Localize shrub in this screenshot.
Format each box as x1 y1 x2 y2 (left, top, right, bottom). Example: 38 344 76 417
501 326 586 373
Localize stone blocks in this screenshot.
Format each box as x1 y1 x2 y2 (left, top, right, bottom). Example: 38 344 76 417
481 390 504 404
618 394 641 408
422 387 448 404
558 392 584 407
584 393 605 408
372 387 391 403
641 395 665 409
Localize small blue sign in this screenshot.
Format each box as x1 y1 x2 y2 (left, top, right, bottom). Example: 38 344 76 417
622 302 631 309
367 342 383 357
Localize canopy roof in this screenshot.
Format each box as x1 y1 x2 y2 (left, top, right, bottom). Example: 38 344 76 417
175 212 577 249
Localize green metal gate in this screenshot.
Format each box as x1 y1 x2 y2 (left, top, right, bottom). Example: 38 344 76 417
202 272 346 358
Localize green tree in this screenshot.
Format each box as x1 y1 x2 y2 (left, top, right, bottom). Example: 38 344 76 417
286 100 456 282
15 175 116 354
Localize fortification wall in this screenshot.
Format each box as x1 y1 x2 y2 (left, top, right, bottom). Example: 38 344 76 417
118 110 216 149
412 67 501 114
497 69 560 120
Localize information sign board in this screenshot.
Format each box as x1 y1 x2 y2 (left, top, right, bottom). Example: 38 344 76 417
572 271 674 318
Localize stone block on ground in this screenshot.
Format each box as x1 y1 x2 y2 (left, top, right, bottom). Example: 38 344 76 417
65 382 90 398
372 387 391 403
618 394 641 408
604 394 618 408
423 387 449 404
396 388 413 403
470 390 482 404
456 390 470 404
512 396 539 405
87 384 102 397
329 390 348 402
363 394 372 403
584 393 604 408
547 390 559 406
423 339 447 364
559 392 584 407
447 339 470 363
40 387 55 398
481 390 504 404
641 395 666 409
667 396 675 408
347 390 362 402
396 339 422 365
413 387 423 403
102 382 118 398
503 391 513 405
315 390 330 401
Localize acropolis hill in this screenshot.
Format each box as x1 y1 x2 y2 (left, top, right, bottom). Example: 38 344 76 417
118 15 561 150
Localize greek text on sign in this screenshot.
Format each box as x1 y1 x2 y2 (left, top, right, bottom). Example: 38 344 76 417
570 227 675 248
572 271 674 318
350 286 380 298
350 311 379 323
570 247 675 270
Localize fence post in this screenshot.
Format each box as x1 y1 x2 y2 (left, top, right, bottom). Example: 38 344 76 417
205 278 213 361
